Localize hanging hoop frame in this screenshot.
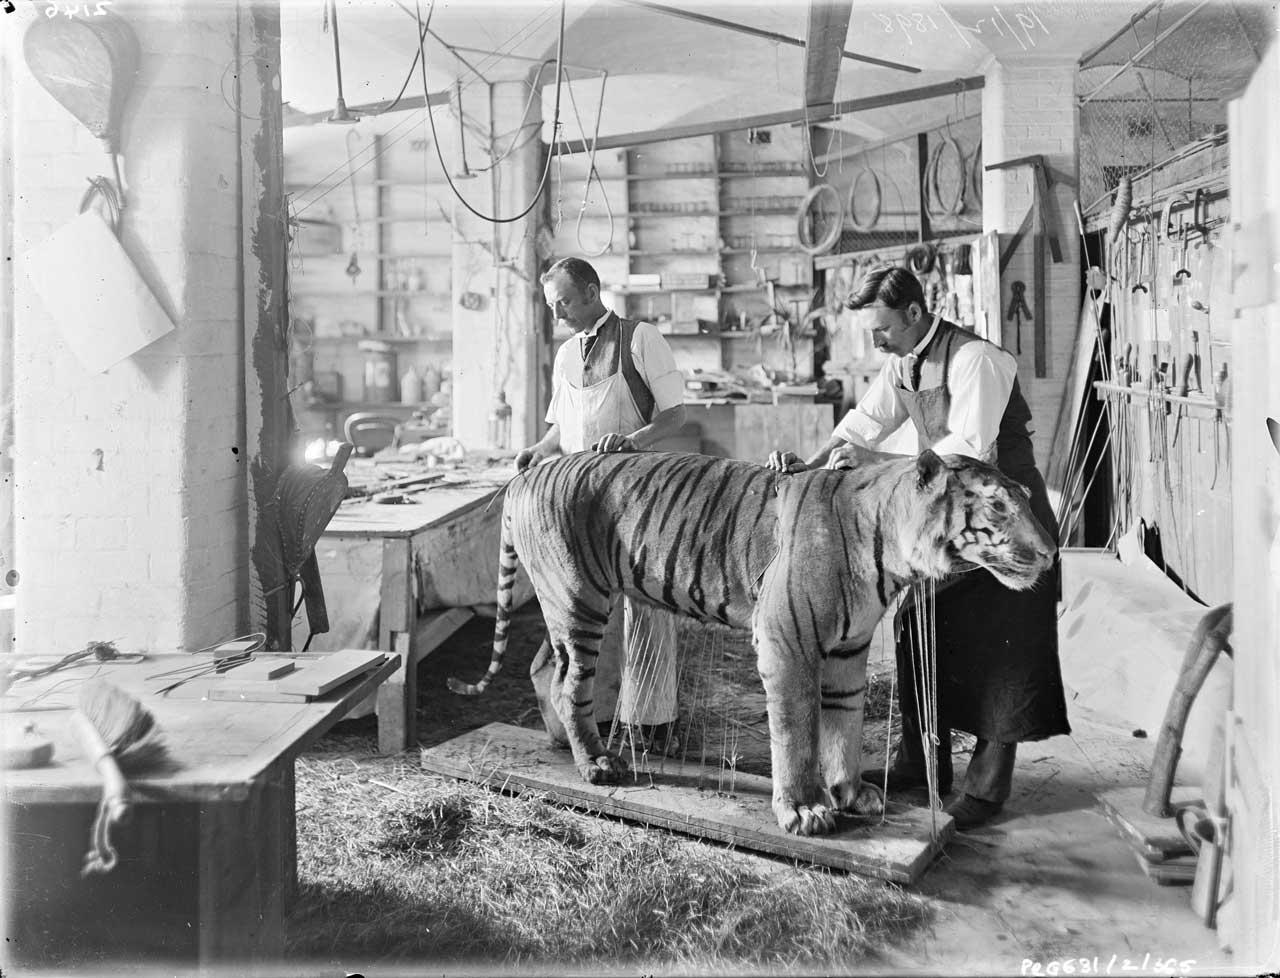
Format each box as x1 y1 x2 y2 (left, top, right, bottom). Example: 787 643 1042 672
925 135 966 219
796 183 843 256
969 139 983 206
847 167 882 232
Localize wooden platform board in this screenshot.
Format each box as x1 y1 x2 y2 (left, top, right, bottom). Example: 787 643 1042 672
420 722 952 884
1096 785 1199 863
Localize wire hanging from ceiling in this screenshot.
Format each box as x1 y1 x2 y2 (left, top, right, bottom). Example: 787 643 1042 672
469 61 558 174
414 0 566 224
563 68 613 257
290 1 556 216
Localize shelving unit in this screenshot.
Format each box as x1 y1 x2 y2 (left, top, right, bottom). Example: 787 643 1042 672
286 133 454 433
548 128 816 378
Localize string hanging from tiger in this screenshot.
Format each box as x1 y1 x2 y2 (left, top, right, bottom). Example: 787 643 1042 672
450 449 1055 838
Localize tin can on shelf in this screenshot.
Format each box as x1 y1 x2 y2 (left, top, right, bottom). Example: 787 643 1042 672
359 340 399 403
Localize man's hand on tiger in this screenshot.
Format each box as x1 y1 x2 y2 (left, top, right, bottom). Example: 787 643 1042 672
515 447 544 472
591 433 636 454
826 443 865 470
766 450 807 473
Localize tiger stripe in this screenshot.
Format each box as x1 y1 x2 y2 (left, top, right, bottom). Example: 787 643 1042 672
447 448 1056 836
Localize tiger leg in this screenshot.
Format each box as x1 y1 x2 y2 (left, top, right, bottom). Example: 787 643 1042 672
545 598 630 786
754 630 837 837
819 642 884 816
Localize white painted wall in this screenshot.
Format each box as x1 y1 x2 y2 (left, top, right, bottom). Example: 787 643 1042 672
6 1 270 652
983 58 1081 473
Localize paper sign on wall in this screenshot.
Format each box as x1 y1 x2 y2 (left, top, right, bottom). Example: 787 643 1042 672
21 210 175 374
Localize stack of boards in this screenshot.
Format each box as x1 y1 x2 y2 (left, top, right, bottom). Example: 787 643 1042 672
170 649 385 704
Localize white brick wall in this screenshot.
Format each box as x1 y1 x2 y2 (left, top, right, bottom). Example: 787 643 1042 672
983 59 1081 471
9 1 266 653
450 79 543 452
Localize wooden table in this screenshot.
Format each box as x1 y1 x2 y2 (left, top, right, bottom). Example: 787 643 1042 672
307 465 533 754
3 651 398 966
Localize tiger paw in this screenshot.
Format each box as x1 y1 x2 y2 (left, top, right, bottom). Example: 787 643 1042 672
773 798 837 836
830 779 884 816
580 752 628 785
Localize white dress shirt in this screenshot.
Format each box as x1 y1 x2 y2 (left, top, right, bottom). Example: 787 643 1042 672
546 310 685 424
831 319 1017 461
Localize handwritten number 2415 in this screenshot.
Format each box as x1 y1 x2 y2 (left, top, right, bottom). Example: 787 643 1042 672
45 2 115 16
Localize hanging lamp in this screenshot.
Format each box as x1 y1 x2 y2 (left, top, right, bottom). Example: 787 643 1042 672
452 78 475 179
326 0 360 124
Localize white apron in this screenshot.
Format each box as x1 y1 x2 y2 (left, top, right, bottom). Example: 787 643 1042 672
555 344 678 727
558 368 645 454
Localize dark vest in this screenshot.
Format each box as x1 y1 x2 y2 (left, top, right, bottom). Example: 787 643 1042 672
899 321 1057 537
579 313 656 424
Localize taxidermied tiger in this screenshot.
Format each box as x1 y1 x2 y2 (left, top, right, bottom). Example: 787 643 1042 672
449 448 1056 836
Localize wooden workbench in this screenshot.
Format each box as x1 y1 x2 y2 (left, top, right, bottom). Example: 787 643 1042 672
301 461 533 753
3 651 397 966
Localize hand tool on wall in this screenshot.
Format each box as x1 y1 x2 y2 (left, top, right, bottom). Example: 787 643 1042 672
989 155 1067 378
1006 280 1031 355
1210 362 1230 491
1171 354 1193 447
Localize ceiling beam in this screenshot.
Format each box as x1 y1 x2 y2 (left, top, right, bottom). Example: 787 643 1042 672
283 90 452 128
804 0 854 110
814 109 981 165
611 0 920 75
553 75 984 155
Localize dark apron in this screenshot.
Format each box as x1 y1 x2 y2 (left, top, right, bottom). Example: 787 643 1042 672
896 322 1070 743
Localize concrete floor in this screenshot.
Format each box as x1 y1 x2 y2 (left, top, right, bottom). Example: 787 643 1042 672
872 702 1239 977
411 606 1252 977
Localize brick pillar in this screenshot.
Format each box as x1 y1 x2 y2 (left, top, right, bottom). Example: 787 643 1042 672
7 2 279 652
451 74 544 451
982 58 1081 470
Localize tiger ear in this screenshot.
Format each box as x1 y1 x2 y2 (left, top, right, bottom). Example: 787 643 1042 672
915 449 945 489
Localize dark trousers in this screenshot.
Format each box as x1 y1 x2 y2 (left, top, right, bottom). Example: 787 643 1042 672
898 715 1017 804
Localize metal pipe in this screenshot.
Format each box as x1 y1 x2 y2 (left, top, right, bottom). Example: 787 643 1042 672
1078 0 1211 105
1078 0 1163 67
554 75 984 155
611 0 920 74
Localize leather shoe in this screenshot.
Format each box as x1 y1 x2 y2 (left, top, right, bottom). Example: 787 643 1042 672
944 793 1004 829
861 761 953 797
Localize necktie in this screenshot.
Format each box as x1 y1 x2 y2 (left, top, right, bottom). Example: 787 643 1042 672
907 353 923 391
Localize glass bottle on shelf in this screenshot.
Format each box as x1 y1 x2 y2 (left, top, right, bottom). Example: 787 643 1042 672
488 391 513 451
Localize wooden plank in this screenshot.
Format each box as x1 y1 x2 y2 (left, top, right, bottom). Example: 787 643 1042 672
803 1 855 109
414 606 474 658
205 686 310 704
731 402 832 463
380 538 413 641
1134 851 1197 887
197 764 286 960
376 607 474 754
327 484 499 538
552 76 984 155
1096 785 1199 862
275 649 386 697
916 132 931 243
1033 229 1047 378
224 658 296 681
3 654 397 805
420 723 952 884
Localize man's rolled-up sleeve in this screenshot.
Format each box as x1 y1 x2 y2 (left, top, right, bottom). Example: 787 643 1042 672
632 322 685 412
831 365 908 449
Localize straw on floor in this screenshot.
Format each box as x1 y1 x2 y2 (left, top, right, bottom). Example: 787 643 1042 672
287 754 932 972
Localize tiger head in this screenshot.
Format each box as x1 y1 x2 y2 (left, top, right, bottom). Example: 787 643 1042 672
907 449 1056 590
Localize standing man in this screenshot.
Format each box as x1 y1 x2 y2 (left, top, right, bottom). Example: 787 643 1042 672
520 256 688 753
768 265 1069 829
